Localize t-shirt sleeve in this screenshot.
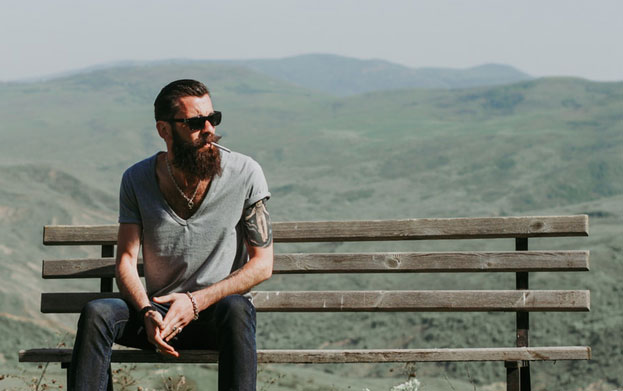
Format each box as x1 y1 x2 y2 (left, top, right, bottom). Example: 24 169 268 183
244 159 271 209
118 169 142 224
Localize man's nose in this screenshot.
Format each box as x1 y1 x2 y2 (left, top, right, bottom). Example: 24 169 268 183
201 120 215 134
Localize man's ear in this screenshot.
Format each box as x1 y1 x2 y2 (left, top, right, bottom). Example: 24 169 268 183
156 120 172 141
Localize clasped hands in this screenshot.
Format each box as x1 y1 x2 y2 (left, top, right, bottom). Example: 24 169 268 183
144 292 196 357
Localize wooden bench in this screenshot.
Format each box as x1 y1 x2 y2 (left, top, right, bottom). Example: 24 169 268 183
20 215 591 391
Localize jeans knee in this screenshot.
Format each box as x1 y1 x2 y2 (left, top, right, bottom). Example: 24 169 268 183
78 298 128 336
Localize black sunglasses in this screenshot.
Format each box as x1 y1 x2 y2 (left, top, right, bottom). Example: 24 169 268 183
168 111 222 131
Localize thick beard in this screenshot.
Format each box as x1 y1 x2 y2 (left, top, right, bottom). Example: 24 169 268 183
171 128 223 180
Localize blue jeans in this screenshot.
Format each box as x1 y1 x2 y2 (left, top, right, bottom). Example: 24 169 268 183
67 295 257 391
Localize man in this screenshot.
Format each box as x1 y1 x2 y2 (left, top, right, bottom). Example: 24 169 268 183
68 79 273 391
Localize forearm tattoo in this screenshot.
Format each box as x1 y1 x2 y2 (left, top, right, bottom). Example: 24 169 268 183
243 198 273 248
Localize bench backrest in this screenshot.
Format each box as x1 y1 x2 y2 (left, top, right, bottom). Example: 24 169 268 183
40 215 590 315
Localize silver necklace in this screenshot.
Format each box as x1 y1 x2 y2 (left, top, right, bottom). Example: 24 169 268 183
165 155 200 209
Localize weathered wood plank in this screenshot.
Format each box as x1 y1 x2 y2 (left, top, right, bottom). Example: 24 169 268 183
250 290 590 312
43 215 589 245
41 290 590 313
43 259 143 278
19 346 591 364
273 216 589 242
44 225 119 246
274 251 590 273
42 251 590 278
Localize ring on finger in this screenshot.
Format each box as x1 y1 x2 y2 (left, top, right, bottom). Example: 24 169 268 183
172 326 177 331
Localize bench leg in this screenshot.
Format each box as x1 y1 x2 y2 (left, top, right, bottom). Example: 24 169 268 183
520 363 531 391
505 361 531 391
505 361 520 391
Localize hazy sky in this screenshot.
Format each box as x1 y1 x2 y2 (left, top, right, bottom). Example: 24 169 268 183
2 0 622 82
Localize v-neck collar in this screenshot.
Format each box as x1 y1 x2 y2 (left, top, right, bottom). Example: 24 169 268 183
151 151 226 226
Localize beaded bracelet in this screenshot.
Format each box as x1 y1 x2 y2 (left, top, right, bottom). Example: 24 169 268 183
185 291 199 320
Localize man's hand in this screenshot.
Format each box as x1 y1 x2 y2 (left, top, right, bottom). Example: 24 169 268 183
153 293 197 342
143 310 179 357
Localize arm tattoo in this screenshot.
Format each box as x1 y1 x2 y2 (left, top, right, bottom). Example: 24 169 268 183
243 198 273 248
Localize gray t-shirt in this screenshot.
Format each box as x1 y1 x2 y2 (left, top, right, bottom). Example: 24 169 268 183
118 150 270 297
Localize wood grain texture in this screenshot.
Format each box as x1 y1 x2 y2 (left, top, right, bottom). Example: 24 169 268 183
273 251 590 273
43 258 143 278
249 290 590 312
41 290 590 313
42 215 589 245
42 251 589 278
272 216 589 242
44 224 119 245
19 346 591 364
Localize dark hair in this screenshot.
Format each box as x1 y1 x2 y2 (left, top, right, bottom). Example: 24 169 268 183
154 79 210 121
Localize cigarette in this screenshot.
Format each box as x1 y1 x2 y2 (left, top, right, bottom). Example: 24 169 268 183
211 142 231 153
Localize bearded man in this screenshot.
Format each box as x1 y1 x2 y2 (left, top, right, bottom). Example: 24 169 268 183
68 79 273 391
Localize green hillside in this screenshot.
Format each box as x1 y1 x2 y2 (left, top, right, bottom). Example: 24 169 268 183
0 62 621 390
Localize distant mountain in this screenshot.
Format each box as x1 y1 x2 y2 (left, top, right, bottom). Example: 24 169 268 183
13 54 533 96
225 54 533 95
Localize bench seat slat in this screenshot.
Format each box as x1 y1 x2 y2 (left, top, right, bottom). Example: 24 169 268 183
19 346 591 364
41 290 590 313
43 215 589 245
42 251 590 278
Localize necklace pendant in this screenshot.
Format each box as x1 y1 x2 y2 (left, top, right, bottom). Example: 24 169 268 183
165 156 200 212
